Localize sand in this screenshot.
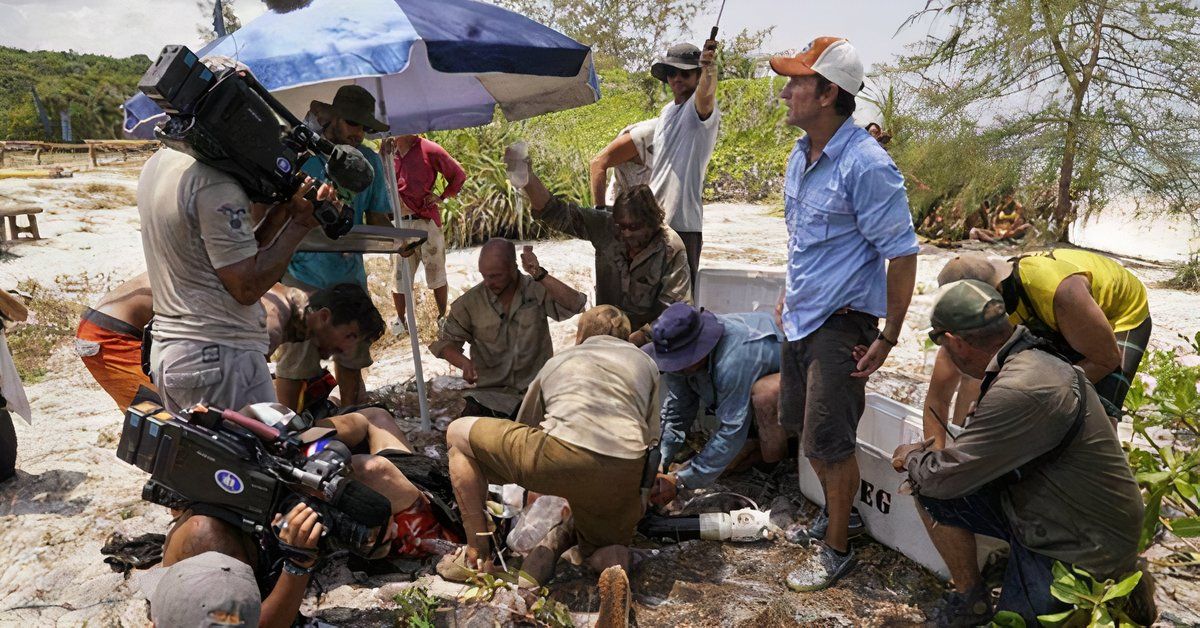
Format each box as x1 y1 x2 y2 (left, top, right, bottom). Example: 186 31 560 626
1 167 1198 626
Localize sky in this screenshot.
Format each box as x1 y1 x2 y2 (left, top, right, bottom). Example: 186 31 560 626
0 0 931 69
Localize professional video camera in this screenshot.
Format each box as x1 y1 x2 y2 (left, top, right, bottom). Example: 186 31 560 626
137 45 375 239
115 397 393 558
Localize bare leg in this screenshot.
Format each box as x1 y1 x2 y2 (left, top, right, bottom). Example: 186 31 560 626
275 378 304 412
351 453 422 513
817 455 860 553
319 407 410 454
917 499 982 592
752 374 787 464
334 364 365 407
587 544 632 574
446 417 491 565
433 285 448 318
162 512 254 567
392 291 407 322
969 228 997 243
520 518 576 585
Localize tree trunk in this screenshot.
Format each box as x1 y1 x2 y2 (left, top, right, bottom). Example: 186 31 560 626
1054 100 1081 243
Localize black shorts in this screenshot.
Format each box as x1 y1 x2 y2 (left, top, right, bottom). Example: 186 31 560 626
779 311 877 462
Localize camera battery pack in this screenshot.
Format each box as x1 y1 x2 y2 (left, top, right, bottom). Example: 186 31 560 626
134 408 175 473
117 401 165 465
139 45 214 115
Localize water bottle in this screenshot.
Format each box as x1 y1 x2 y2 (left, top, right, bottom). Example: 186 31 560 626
638 508 773 543
506 495 568 553
504 141 529 188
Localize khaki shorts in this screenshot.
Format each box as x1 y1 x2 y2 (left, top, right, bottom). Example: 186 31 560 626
150 339 275 413
392 217 447 292
467 418 645 555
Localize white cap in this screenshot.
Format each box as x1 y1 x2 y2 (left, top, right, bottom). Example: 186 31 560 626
770 37 865 96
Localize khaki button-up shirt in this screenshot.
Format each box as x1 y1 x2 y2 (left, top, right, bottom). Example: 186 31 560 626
539 197 691 332
431 274 585 415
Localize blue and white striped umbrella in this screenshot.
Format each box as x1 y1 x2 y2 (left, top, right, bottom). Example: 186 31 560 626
123 0 600 138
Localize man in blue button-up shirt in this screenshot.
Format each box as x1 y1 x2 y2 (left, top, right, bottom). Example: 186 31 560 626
642 304 784 504
769 38 919 593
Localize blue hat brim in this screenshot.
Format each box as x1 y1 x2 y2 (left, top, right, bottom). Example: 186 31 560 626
641 311 724 372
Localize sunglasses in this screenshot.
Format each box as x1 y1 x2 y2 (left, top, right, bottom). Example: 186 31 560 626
928 328 948 346
663 67 698 79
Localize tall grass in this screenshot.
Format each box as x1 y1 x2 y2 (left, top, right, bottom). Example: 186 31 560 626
427 70 797 247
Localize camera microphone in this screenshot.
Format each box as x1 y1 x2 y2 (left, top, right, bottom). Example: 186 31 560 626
325 144 374 193
332 479 393 529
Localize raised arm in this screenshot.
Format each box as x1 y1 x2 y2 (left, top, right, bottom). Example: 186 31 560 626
589 133 640 207
695 38 719 121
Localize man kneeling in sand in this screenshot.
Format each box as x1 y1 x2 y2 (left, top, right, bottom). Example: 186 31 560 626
443 305 659 586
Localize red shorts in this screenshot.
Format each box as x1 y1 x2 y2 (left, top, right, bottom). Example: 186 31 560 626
391 494 461 558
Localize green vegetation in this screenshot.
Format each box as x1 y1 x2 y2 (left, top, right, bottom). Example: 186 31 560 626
430 68 797 247
0 47 150 140
392 586 440 628
7 279 85 383
1166 256 1200 292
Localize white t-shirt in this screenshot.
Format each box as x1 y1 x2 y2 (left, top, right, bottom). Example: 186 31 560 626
605 118 658 206
648 92 720 233
137 149 269 352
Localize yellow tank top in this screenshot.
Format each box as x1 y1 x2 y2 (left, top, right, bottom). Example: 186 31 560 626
1009 249 1149 333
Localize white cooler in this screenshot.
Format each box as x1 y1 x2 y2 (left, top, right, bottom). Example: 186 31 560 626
797 393 1007 580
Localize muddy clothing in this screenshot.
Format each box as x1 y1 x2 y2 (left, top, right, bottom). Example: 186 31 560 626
274 275 372 381
659 312 783 488
538 196 691 333
431 275 585 416
137 148 269 354
905 327 1143 578
516 335 660 459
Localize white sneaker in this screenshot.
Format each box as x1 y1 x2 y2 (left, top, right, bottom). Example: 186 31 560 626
388 317 408 337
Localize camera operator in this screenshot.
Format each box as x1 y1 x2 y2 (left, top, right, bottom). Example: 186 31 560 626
137 59 340 414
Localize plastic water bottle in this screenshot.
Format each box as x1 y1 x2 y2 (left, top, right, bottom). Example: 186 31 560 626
638 508 773 543
504 141 529 188
506 495 568 553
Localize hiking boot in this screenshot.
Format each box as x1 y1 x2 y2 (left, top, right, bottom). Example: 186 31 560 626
784 507 865 545
927 586 993 627
388 317 408 337
785 543 857 592
596 565 631 628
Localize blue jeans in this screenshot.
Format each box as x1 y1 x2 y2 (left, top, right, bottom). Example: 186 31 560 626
919 489 1069 622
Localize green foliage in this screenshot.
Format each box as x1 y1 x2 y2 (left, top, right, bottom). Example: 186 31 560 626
392 586 440 628
6 279 85 383
1038 561 1143 627
531 591 575 627
1166 255 1200 292
1123 348 1200 552
0 47 150 140
429 71 794 246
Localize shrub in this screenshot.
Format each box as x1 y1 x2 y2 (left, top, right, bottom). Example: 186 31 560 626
1166 255 1200 291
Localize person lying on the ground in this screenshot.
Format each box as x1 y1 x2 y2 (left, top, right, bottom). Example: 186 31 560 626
77 274 383 413
589 118 659 207
381 133 465 337
894 280 1154 626
442 305 659 586
513 151 691 344
430 238 587 418
641 303 784 505
0 287 29 483
935 248 1150 421
969 194 1032 243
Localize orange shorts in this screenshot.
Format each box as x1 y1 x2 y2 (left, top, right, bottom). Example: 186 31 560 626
75 311 153 412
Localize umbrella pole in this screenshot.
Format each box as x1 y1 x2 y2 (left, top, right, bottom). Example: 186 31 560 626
379 111 432 431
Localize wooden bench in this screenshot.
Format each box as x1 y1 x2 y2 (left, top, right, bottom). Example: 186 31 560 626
0 206 43 242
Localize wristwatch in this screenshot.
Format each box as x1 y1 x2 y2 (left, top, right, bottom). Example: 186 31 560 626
877 330 898 347
282 559 316 576
532 267 549 282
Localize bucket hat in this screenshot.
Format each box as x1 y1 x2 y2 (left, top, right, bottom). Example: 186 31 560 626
642 302 725 372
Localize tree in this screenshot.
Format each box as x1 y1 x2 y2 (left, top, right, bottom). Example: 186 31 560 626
890 0 1200 241
717 27 776 79
196 0 243 42
495 0 709 71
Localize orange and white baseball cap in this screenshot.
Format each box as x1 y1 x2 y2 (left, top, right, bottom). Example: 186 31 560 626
770 37 864 96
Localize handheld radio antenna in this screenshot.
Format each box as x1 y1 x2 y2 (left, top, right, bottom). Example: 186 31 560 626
710 0 727 39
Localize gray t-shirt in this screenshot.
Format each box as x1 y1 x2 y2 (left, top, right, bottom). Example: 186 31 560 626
648 92 720 233
138 149 269 353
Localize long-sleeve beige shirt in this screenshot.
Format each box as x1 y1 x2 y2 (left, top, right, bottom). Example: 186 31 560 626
905 327 1143 578
538 196 691 332
431 274 585 415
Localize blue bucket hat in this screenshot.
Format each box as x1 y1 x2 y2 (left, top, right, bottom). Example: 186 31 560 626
642 303 725 372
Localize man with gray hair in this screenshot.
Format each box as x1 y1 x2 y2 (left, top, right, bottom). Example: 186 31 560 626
431 239 587 417
893 280 1150 625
